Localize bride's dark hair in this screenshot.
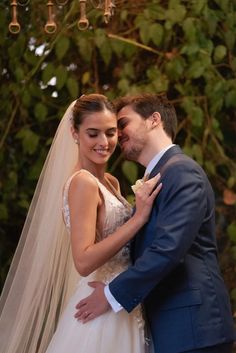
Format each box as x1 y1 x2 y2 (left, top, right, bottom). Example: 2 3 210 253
72 94 115 129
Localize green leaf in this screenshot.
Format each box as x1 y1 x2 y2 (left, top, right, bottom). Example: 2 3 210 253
22 90 31 107
24 50 39 66
146 67 161 80
150 23 164 46
82 72 90 85
204 160 216 175
55 37 70 60
227 223 236 244
230 284 236 301
123 42 138 59
204 8 218 36
28 82 42 98
187 61 205 79
9 171 18 185
120 9 128 21
110 38 125 57
213 45 227 63
181 98 194 115
122 63 135 79
0 204 8 221
99 43 112 66
66 78 79 99
191 107 204 127
182 18 196 41
165 58 185 80
126 194 135 206
77 37 93 62
191 0 206 15
94 29 107 47
117 78 130 94
14 67 24 82
212 118 223 140
8 35 26 58
224 29 235 50
18 198 30 210
34 103 48 122
225 90 236 108
28 153 46 180
42 63 55 85
122 161 138 184
16 128 40 155
181 43 199 55
166 4 186 24
139 23 151 45
55 65 68 90
152 76 169 92
182 145 193 158
227 176 235 189
231 57 236 72
192 144 203 165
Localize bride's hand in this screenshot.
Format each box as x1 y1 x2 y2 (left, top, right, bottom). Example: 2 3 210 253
134 173 162 224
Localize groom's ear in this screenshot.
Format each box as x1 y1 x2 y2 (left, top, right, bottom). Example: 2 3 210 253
150 112 161 129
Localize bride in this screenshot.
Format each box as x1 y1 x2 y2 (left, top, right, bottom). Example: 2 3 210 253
0 94 161 353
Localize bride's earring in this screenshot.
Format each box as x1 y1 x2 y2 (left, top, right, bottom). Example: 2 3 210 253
74 139 79 144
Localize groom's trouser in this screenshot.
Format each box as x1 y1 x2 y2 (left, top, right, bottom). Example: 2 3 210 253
184 342 234 353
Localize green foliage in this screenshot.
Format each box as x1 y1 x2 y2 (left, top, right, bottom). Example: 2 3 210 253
228 223 236 244
122 161 139 185
55 36 70 60
0 0 236 315
16 128 40 155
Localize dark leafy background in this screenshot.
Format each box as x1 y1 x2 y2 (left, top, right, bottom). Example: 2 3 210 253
0 0 235 333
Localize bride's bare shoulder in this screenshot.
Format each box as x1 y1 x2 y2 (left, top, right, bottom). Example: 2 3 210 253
69 170 99 195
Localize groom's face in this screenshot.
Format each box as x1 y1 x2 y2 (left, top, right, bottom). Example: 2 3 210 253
117 105 148 162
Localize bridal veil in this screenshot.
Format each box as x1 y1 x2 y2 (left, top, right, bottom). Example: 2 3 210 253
0 100 80 353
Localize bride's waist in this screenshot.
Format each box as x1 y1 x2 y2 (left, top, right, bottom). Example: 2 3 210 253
94 248 130 283
96 262 129 283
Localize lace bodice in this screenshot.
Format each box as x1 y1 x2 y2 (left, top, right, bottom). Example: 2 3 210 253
62 170 133 282
62 170 144 334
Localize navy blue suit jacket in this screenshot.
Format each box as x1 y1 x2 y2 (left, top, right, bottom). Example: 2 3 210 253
109 146 235 352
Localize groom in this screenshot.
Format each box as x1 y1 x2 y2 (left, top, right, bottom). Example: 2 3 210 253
75 94 235 352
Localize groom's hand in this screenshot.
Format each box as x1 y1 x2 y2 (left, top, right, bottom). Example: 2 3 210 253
74 281 111 323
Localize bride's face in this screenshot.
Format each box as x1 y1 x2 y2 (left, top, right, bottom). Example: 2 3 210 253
73 109 118 165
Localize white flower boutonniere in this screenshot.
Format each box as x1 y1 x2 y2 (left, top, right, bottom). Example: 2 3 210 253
131 178 144 194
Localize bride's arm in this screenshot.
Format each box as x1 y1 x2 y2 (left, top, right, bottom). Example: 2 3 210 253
68 172 161 277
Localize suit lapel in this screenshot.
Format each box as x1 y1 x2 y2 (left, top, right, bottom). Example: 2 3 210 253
148 145 183 179
131 145 184 260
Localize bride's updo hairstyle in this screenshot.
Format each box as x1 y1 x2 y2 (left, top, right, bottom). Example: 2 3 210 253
72 94 116 130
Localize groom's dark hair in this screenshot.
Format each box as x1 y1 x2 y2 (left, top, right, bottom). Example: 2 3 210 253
114 93 177 141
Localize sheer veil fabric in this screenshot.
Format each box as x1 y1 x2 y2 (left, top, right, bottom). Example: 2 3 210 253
0 101 81 353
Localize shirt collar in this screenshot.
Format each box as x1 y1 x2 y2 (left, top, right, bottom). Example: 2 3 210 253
145 144 175 176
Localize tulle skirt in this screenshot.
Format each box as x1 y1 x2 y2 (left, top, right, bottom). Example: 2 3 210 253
45 273 145 353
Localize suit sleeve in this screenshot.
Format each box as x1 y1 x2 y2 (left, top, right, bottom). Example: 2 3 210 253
109 161 208 312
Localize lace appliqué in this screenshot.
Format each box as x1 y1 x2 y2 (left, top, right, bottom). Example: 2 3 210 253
62 195 70 230
62 170 132 232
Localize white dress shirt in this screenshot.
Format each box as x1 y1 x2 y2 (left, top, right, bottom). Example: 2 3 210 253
104 144 175 312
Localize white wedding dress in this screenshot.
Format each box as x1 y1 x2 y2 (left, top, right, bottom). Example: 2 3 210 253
45 170 146 353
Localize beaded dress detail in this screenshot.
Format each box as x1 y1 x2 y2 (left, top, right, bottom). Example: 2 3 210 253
45 170 145 353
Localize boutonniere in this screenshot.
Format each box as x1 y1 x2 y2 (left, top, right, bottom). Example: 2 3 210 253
131 178 144 194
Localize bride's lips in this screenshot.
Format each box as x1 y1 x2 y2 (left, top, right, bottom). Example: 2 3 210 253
93 149 109 156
